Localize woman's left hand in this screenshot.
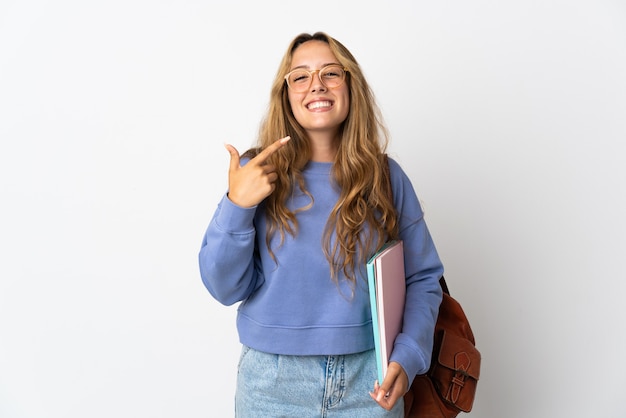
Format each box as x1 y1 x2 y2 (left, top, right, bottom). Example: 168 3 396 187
369 361 409 411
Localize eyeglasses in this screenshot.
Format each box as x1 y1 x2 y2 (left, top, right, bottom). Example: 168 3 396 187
284 65 349 93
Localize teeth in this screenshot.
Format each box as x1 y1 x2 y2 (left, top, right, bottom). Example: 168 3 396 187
308 101 332 110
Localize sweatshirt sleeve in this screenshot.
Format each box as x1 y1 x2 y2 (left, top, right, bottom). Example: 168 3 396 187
386 158 444 386
198 194 263 306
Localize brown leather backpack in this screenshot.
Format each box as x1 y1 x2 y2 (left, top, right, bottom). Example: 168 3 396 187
403 277 481 417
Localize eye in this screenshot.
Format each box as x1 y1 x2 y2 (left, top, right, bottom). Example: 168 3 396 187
290 72 311 84
321 66 343 79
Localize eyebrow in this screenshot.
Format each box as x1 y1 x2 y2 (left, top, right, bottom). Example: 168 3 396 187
289 62 341 71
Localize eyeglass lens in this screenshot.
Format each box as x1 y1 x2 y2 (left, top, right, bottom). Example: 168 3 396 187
287 66 345 92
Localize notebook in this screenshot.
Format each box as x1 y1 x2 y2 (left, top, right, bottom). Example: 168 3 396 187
366 240 406 384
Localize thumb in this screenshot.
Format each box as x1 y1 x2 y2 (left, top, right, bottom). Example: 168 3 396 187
224 143 240 171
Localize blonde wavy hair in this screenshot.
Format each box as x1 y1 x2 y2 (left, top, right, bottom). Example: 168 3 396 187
246 32 399 286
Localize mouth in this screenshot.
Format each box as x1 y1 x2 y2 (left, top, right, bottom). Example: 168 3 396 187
306 100 333 110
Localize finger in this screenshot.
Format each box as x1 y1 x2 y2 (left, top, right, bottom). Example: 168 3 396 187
377 372 396 400
266 171 278 184
262 164 276 175
370 389 395 411
373 362 408 410
224 143 241 171
254 136 290 164
369 381 387 405
373 385 391 405
376 391 400 411
370 383 400 411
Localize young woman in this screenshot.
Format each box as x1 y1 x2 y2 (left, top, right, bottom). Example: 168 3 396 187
199 32 443 417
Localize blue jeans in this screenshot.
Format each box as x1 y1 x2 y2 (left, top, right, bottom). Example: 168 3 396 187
235 346 404 418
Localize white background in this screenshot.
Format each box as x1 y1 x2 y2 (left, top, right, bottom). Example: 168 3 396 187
1 1 625 417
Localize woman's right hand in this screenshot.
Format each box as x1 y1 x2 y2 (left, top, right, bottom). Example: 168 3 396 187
224 136 291 208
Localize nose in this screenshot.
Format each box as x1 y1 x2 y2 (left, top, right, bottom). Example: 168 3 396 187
310 70 327 92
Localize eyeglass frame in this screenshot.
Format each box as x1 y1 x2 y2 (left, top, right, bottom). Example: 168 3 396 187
283 65 350 92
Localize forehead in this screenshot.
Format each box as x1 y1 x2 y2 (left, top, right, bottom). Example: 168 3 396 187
291 40 339 68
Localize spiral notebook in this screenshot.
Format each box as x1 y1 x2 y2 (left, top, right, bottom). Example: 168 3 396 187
366 240 406 384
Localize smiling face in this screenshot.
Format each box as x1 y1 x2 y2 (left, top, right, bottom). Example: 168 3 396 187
287 40 350 142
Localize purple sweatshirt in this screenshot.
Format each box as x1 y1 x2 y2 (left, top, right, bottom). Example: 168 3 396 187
199 157 443 384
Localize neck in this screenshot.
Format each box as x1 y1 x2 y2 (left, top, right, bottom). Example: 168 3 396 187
308 131 338 162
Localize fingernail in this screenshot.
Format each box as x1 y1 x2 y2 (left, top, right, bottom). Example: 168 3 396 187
376 390 384 402
280 136 291 143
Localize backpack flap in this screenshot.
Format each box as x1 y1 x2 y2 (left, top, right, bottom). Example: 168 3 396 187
431 330 481 412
